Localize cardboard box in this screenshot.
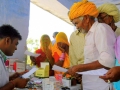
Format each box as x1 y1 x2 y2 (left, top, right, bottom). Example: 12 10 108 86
13 61 25 72
35 62 49 77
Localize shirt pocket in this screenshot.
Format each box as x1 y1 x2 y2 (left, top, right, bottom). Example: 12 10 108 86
84 44 98 63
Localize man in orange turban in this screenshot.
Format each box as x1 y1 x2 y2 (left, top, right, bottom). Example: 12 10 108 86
65 0 116 90
68 0 99 21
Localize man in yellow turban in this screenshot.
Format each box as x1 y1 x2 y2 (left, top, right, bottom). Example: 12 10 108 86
97 3 120 36
97 3 120 90
65 0 116 90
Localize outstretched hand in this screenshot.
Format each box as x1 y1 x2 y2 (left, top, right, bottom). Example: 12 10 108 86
99 66 120 82
63 65 80 77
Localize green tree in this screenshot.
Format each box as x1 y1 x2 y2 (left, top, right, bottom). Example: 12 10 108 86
26 38 39 64
27 38 39 52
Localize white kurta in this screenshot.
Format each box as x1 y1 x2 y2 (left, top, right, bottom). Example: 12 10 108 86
0 55 9 87
83 21 116 90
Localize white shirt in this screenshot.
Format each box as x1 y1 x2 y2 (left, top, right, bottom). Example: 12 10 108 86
84 21 116 68
0 55 9 87
82 21 116 90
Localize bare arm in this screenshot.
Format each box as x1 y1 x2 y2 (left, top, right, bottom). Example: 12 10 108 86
76 60 110 72
0 78 29 90
64 60 110 77
0 82 14 90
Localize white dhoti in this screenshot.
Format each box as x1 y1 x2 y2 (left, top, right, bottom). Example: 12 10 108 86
82 75 113 90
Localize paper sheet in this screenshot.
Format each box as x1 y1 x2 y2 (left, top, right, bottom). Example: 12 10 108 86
52 65 67 72
52 65 108 76
22 66 38 78
24 50 40 57
77 68 108 76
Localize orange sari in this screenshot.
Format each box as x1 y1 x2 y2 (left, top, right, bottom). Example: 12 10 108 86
52 32 70 75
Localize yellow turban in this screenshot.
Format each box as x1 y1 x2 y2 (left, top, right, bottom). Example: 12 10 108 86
68 0 99 20
98 3 120 23
55 32 69 45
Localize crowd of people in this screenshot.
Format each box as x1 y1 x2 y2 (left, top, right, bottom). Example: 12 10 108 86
0 0 120 90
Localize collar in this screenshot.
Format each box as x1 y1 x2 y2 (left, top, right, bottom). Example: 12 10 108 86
75 29 86 35
0 50 7 62
88 21 99 33
75 30 80 35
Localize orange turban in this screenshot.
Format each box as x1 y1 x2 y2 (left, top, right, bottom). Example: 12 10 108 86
68 0 99 20
55 32 69 45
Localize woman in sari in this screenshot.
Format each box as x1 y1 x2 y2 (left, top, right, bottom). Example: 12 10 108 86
52 32 70 75
30 34 54 76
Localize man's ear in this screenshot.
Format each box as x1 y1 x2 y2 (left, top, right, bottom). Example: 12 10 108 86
4 37 11 45
82 15 89 25
84 15 90 23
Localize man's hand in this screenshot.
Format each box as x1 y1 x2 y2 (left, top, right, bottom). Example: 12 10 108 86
10 71 28 81
63 65 80 77
13 78 29 88
99 66 120 82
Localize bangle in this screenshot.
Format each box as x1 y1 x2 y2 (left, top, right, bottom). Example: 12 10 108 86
10 81 15 88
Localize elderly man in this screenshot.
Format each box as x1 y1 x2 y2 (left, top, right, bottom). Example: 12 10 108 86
97 3 120 36
64 0 116 90
97 3 120 90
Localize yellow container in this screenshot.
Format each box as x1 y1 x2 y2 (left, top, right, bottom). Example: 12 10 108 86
35 62 49 77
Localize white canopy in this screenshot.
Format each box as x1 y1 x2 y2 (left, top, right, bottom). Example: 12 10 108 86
31 0 120 25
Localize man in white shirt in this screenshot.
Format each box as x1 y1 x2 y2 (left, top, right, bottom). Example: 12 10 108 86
64 0 116 90
0 25 29 90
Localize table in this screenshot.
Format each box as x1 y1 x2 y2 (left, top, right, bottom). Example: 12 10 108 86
15 84 81 90
15 76 81 90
